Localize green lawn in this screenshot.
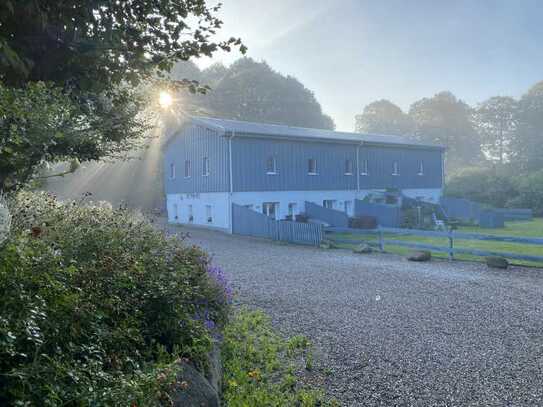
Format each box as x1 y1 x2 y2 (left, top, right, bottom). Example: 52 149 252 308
328 219 543 267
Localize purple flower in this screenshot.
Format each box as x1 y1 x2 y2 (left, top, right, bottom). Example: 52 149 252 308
207 265 233 302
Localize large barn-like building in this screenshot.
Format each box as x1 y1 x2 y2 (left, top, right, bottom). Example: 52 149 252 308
164 117 445 231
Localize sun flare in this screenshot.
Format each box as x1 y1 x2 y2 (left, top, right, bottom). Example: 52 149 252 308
159 91 173 108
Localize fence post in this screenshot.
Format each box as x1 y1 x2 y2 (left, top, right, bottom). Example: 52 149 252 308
448 228 454 261
378 228 384 252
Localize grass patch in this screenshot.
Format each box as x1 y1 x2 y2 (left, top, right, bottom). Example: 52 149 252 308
222 309 337 407
329 219 543 267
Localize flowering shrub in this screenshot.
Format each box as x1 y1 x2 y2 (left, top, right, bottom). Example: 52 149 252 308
0 192 230 405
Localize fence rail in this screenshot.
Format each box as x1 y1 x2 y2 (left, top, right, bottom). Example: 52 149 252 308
232 204 322 246
324 226 543 263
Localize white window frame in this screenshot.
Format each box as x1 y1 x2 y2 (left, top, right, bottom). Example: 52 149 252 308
417 160 424 176
323 200 336 209
266 156 277 175
361 159 369 176
392 161 400 176
184 160 191 178
262 202 279 220
202 157 209 176
170 163 176 180
344 159 353 175
308 158 318 175
205 205 213 224
344 200 352 215
288 202 297 218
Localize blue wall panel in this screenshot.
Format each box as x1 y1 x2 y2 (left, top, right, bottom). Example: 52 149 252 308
164 124 229 194
360 146 442 189
231 137 358 192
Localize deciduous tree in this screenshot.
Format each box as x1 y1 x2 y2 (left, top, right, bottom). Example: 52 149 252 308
354 99 413 135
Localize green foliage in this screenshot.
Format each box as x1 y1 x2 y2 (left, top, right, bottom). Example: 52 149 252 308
170 58 335 130
0 81 150 191
473 96 517 164
445 166 517 209
0 0 245 191
0 192 229 405
355 99 413 135
409 91 481 170
222 309 337 407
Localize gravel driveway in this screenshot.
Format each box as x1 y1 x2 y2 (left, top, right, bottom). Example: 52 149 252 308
163 224 543 406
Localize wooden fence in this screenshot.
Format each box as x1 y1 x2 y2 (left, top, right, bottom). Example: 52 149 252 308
354 200 402 227
232 204 322 246
305 201 349 227
325 226 543 263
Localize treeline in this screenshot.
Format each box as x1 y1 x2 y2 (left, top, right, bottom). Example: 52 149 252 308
355 83 543 213
169 57 335 130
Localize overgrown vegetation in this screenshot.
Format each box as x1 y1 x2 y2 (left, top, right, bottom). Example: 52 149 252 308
0 192 231 405
222 309 337 407
445 167 543 215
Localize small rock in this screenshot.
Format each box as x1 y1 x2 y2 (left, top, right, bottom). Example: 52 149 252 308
407 251 431 262
485 256 509 269
353 243 372 254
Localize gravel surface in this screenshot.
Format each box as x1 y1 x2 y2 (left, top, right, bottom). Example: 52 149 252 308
163 223 543 406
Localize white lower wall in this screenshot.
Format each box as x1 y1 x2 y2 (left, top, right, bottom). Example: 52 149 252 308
167 192 230 230
166 188 442 231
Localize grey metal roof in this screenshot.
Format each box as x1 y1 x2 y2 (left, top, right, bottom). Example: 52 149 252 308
192 117 445 150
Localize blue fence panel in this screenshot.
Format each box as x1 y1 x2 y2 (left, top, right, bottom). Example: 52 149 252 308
440 197 481 222
479 210 505 228
354 201 402 227
494 208 533 221
232 204 322 246
304 201 349 227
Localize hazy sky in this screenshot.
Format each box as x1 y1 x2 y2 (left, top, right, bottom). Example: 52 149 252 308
196 0 543 131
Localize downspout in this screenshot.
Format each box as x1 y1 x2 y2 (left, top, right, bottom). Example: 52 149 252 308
356 141 363 198
228 131 236 233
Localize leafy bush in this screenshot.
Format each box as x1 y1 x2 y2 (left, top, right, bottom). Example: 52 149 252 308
0 192 230 405
222 308 337 407
0 194 10 245
445 166 517 208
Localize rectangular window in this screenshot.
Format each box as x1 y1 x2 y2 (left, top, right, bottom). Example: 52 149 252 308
361 159 369 175
418 160 424 176
266 156 277 174
344 200 352 215
288 203 297 217
392 161 400 176
205 205 213 224
244 204 254 210
170 163 176 179
202 157 209 176
262 202 279 220
345 159 353 175
184 160 191 178
323 200 336 209
188 205 193 223
308 158 317 175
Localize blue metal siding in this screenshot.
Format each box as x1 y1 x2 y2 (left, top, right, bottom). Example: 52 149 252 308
164 124 229 194
360 146 442 189
231 137 358 192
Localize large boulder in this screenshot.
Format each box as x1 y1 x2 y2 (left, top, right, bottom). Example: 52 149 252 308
407 251 431 262
353 243 372 254
173 361 220 407
485 256 509 269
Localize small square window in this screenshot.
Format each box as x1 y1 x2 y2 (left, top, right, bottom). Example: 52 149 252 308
308 159 317 175
202 157 209 176
392 161 400 176
345 159 353 175
184 160 191 178
266 157 277 174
